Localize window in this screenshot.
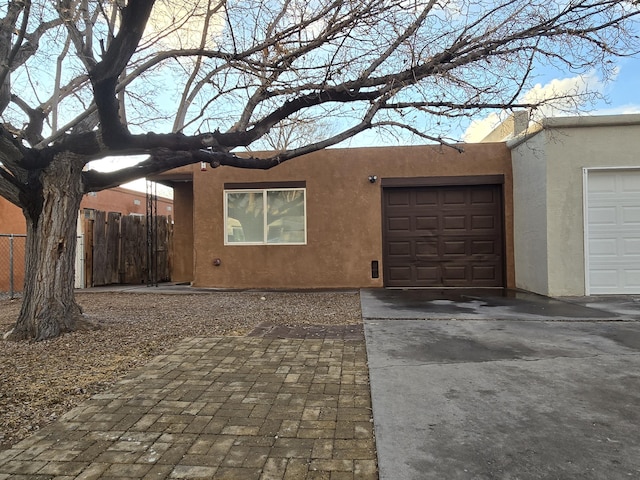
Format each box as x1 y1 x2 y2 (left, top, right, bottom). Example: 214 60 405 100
224 187 306 245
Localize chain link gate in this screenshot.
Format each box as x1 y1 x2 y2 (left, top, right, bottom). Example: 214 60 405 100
0 234 26 299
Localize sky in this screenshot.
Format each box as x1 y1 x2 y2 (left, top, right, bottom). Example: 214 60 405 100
461 54 640 142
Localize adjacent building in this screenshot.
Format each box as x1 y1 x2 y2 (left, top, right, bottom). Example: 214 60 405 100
510 114 640 296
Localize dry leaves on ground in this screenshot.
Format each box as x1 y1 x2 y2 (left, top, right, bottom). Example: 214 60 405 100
0 290 361 450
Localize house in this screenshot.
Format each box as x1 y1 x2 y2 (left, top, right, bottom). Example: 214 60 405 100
160 113 640 297
509 114 640 296
80 186 174 220
159 143 516 290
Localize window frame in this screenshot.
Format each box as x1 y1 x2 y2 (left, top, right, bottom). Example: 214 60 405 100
224 186 307 246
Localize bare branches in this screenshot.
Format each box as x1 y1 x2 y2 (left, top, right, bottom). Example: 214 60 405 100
0 0 637 207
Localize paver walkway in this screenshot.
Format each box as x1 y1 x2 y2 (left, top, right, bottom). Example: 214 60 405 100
0 335 377 479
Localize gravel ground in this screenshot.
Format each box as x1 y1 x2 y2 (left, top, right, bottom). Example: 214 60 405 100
0 290 362 450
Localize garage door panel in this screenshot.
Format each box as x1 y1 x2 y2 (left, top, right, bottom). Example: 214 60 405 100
387 190 411 206
624 238 640 255
416 216 438 231
443 240 466 255
587 170 640 294
443 215 466 230
622 176 640 192
589 206 618 225
471 215 496 230
415 240 438 257
472 265 500 281
383 183 504 287
387 241 411 256
388 217 411 232
442 190 466 205
589 238 619 256
588 174 616 192
416 266 439 281
387 266 412 282
470 188 497 204
415 191 438 205
442 265 467 280
622 206 640 224
471 240 497 255
590 269 618 289
626 270 640 286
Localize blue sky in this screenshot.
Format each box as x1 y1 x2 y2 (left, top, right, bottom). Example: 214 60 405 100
595 55 640 115
460 53 640 142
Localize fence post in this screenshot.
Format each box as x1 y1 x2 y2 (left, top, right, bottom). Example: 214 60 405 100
9 234 14 299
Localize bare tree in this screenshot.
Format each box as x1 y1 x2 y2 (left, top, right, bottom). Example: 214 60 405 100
0 0 638 340
248 111 337 152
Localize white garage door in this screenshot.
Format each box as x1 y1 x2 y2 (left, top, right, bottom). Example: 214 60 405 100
586 169 640 294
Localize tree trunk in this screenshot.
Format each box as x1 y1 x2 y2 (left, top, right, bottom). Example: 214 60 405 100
7 153 87 341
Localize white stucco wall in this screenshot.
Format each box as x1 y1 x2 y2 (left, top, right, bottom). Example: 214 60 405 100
509 114 640 296
511 133 549 295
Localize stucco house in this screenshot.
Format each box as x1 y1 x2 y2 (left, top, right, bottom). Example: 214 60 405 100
510 114 640 296
159 143 516 290
159 113 640 297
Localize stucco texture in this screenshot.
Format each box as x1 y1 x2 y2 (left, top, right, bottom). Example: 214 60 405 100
174 144 514 290
511 133 549 295
510 115 640 296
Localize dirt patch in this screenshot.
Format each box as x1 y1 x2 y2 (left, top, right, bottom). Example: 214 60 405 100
0 290 361 449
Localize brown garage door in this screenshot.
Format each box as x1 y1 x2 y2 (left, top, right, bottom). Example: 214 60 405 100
383 184 504 287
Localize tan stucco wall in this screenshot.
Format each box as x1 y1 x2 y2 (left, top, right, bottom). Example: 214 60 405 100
171 182 194 283
182 144 514 289
509 114 640 296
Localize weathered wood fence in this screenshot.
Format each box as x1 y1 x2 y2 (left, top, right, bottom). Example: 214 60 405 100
84 211 172 287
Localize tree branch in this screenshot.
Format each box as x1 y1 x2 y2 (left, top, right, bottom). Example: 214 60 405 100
90 0 156 145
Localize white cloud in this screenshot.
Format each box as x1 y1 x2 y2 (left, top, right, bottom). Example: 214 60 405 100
463 112 505 142
145 0 225 50
520 72 603 121
463 72 608 142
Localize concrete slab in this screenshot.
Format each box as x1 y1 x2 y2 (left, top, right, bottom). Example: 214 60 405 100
361 288 638 321
365 318 640 480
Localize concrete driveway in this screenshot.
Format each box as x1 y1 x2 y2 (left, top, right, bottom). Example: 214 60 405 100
362 289 640 480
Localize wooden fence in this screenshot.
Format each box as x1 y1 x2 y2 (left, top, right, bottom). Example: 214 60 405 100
84 211 172 287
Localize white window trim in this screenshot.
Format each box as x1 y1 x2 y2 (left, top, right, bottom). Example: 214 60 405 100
224 187 307 245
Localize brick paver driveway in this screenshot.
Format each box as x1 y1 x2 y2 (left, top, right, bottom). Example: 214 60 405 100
0 335 377 479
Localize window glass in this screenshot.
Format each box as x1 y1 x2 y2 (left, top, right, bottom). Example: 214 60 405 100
267 190 306 244
225 188 306 245
226 191 264 243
